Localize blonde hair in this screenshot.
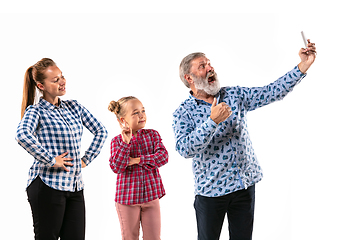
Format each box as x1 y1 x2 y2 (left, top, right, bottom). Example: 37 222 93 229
21 58 56 118
108 96 138 118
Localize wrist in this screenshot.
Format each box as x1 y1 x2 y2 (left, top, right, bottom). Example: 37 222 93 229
121 137 130 144
210 116 219 125
48 158 57 167
128 157 140 166
298 62 309 74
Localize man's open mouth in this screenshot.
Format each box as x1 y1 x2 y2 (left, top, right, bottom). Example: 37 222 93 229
207 74 215 83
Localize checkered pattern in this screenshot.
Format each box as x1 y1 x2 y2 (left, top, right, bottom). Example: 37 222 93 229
109 129 168 205
16 98 108 192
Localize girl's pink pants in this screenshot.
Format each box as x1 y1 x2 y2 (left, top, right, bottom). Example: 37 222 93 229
115 198 161 240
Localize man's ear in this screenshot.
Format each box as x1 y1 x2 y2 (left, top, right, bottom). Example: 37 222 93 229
184 74 193 85
37 83 45 91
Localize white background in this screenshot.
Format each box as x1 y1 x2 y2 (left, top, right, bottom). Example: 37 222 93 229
1 1 359 239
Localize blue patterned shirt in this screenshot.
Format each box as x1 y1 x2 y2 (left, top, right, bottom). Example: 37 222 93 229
16 98 108 192
172 66 306 197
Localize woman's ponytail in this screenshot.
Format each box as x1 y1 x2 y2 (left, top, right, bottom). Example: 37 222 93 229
21 66 36 119
20 58 56 119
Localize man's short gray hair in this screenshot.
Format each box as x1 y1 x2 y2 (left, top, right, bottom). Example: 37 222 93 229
179 52 206 88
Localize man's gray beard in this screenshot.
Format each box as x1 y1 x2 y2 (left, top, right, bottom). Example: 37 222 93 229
192 72 221 96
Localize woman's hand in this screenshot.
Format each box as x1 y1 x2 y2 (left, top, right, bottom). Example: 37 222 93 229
81 160 87 168
53 152 73 172
118 119 132 144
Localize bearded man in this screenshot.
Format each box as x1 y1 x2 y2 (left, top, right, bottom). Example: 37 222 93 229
172 41 316 240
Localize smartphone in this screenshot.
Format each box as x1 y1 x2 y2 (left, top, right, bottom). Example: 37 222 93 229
301 31 308 48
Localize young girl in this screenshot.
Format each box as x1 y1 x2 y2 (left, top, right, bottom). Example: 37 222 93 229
15 58 108 240
108 96 168 240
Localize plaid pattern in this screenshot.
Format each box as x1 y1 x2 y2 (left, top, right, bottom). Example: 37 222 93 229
16 98 108 192
109 129 168 205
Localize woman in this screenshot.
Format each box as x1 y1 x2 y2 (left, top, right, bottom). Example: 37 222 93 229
15 58 108 240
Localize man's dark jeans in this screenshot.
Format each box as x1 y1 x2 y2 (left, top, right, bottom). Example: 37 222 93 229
194 185 255 240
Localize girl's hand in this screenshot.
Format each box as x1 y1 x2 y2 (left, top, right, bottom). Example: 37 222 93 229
129 157 140 166
119 119 132 144
53 152 73 172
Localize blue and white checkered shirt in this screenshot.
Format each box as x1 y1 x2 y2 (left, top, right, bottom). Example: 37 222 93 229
16 98 108 192
173 66 306 197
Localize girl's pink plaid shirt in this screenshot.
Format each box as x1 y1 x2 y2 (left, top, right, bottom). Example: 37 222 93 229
109 129 168 205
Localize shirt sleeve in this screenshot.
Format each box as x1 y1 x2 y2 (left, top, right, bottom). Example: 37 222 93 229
109 135 131 174
15 106 56 167
77 101 108 166
242 65 306 111
172 106 219 159
140 130 168 170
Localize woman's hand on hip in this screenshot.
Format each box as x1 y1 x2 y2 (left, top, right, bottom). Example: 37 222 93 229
53 152 73 172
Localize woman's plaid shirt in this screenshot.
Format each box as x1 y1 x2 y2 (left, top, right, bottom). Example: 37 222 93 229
16 98 108 192
109 129 168 205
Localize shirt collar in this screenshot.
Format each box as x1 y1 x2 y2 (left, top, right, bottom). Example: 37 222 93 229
189 89 221 105
38 97 64 111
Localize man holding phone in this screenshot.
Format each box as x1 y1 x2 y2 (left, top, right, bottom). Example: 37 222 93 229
172 39 316 240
